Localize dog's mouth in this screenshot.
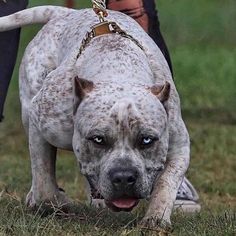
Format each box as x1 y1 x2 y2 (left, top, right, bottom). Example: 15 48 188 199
105 198 139 212
91 190 140 211
90 185 140 211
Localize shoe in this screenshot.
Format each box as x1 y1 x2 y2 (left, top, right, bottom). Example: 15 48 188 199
174 177 201 213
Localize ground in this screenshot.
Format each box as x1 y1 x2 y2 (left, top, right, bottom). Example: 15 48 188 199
0 0 235 235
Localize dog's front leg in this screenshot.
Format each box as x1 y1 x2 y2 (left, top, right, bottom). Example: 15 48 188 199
140 146 190 230
26 120 72 210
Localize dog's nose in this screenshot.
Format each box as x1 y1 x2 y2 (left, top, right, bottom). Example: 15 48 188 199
110 168 138 189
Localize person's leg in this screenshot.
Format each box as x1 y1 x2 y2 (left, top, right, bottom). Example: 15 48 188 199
106 0 173 75
0 0 28 122
143 0 173 75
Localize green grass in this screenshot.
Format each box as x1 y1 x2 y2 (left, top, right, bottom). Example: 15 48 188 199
0 0 236 235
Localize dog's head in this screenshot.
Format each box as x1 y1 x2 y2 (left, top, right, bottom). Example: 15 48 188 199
72 77 170 211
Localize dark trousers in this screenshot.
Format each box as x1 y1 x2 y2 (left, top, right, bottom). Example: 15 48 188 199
0 0 28 122
0 0 172 122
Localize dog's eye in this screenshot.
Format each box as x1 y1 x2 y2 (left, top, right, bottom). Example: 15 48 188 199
139 136 158 148
92 136 104 145
142 137 153 145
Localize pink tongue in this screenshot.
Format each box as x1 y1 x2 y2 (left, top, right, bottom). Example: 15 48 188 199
111 198 137 209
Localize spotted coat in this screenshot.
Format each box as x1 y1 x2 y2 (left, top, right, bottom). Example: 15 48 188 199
0 6 190 229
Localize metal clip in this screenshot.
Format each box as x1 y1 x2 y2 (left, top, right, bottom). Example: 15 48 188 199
92 0 108 22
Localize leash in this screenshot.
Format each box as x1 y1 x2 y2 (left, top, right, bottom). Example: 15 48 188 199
92 0 108 23
76 0 144 59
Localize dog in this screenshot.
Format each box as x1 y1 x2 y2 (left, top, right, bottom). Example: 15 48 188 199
0 6 191 229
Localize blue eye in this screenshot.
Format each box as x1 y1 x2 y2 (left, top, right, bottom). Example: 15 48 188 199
139 135 159 148
142 137 153 145
93 136 104 144
90 136 105 145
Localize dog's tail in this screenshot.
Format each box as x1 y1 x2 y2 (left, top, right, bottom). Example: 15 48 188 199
0 5 74 32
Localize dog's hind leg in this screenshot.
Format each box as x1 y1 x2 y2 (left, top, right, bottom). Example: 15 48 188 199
19 37 58 136
26 119 73 211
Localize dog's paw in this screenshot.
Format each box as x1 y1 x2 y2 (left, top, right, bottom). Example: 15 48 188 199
26 188 73 212
138 215 172 235
90 198 107 209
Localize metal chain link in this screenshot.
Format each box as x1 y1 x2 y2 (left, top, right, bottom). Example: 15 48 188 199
110 22 144 51
91 0 108 22
77 30 95 59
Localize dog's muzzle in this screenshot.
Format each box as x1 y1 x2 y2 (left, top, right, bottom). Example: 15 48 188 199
89 166 144 212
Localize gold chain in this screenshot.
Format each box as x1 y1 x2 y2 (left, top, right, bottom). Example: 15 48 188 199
109 22 144 51
92 0 108 22
77 30 95 59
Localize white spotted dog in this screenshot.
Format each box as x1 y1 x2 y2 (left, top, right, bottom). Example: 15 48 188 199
0 6 200 230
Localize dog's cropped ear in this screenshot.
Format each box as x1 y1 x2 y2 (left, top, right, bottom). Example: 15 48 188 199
74 76 94 100
150 81 170 103
73 76 94 113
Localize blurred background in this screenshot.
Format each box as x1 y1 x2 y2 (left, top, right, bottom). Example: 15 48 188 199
0 0 235 235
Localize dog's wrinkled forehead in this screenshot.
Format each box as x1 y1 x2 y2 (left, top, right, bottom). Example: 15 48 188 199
76 85 168 133
109 99 138 132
